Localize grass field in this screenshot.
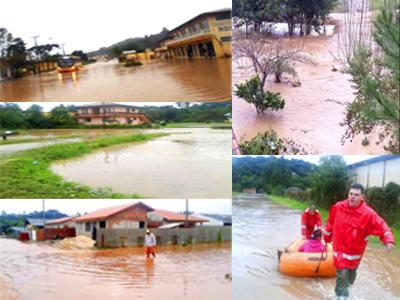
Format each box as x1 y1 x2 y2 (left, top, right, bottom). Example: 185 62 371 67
0 133 168 199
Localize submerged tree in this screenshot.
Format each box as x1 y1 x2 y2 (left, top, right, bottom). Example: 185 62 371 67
235 75 285 114
342 6 400 153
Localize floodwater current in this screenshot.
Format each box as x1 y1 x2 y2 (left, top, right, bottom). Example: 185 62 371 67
232 12 385 154
233 194 400 300
0 59 231 102
0 238 231 300
50 128 232 198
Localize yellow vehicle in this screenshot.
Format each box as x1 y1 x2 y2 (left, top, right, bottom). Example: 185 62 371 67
57 56 82 73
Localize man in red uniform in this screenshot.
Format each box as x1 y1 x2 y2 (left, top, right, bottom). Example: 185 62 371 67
301 204 322 239
324 183 396 300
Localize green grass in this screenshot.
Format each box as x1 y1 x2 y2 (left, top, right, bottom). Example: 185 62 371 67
164 122 231 129
0 135 83 145
267 194 399 248
0 133 168 199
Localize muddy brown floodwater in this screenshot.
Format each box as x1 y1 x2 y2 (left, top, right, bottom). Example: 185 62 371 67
233 194 400 300
0 59 231 102
0 237 231 300
233 13 385 154
50 128 232 198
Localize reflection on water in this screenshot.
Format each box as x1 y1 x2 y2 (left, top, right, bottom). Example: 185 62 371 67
0 238 231 300
51 128 232 198
232 14 384 154
0 59 231 101
233 194 400 300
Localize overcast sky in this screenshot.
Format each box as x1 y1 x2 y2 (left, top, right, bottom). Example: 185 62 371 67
1 0 230 53
234 155 381 165
0 199 232 215
6 102 181 112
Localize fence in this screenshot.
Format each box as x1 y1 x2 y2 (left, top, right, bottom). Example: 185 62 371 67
97 226 231 248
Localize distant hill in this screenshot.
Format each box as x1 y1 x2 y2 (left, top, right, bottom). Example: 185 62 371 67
90 28 170 57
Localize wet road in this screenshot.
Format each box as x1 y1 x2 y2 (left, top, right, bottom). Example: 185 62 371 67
233 194 400 300
0 59 231 102
232 13 384 154
50 128 232 198
0 238 231 300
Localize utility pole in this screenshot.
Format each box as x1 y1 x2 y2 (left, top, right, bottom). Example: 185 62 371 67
42 199 46 241
185 199 189 228
60 43 66 56
30 35 40 60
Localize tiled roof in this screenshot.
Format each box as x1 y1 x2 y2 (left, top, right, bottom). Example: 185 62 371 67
46 216 77 225
74 202 154 222
76 102 139 109
152 209 208 222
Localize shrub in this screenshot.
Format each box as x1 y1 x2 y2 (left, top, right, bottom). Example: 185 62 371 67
234 76 285 115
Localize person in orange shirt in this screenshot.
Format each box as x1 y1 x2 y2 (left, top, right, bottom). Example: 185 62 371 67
301 204 322 239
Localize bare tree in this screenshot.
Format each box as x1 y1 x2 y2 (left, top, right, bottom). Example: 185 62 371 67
233 31 312 89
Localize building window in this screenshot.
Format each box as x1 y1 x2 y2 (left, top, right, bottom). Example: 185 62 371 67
85 222 90 232
202 21 210 30
220 36 232 43
139 221 145 229
84 117 91 122
99 220 106 229
216 13 231 20
218 26 231 32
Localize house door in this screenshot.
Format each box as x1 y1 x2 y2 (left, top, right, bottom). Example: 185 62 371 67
139 221 145 229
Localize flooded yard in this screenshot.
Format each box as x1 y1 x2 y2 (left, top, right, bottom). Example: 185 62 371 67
233 194 400 300
232 12 384 154
0 59 231 102
48 128 231 198
0 237 231 300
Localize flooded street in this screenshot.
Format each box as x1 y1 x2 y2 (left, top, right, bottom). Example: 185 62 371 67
232 13 384 154
50 128 232 198
233 194 400 300
0 237 231 300
0 59 231 102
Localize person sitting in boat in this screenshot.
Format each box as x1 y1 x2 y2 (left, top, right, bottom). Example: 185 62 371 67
301 204 322 239
299 229 324 253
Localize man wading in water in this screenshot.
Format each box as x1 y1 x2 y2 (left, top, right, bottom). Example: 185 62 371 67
324 183 396 300
144 229 156 259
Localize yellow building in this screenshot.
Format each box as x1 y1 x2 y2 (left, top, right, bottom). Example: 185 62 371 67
156 8 231 59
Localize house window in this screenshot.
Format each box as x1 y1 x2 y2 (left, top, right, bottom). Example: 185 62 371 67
220 36 232 43
99 220 106 228
85 222 90 232
84 117 91 122
202 21 210 30
216 13 231 20
139 221 145 229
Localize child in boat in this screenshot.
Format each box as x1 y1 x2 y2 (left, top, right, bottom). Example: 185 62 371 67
299 229 324 253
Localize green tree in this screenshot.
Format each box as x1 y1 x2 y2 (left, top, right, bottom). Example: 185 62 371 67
310 156 349 208
342 7 400 153
0 103 27 129
25 105 50 128
234 76 285 115
48 105 77 128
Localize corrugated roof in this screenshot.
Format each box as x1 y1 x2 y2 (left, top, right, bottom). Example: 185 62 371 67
347 155 399 169
76 102 140 109
46 216 77 225
74 202 154 223
25 218 50 227
152 210 208 222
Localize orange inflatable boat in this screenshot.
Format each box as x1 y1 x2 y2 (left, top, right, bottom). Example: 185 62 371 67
278 240 336 277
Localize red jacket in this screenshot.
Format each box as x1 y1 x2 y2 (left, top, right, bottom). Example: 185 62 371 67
324 198 395 270
301 209 322 238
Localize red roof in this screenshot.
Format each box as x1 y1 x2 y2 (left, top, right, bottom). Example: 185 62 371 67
47 216 76 225
152 210 208 223
74 202 154 223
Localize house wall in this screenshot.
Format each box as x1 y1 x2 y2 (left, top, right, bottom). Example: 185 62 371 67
97 226 231 248
348 158 400 188
77 116 146 125
75 206 149 238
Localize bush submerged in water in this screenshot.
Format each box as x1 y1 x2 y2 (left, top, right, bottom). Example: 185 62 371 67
234 75 285 115
239 130 307 155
